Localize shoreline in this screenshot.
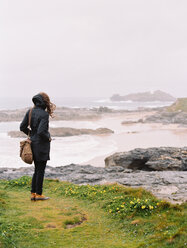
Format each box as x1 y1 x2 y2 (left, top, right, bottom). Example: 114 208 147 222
0 111 187 168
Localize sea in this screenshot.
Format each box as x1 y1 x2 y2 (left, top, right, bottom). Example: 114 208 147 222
1 97 182 169
0 96 173 111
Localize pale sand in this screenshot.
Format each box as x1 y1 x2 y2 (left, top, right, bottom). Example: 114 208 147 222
80 111 187 167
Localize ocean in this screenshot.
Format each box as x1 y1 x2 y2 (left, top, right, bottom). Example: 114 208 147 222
0 96 173 111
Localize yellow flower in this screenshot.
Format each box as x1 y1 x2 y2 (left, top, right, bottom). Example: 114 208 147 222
121 205 124 208
157 203 160 206
149 205 154 210
145 199 148 202
130 201 134 204
116 208 119 210
141 205 146 209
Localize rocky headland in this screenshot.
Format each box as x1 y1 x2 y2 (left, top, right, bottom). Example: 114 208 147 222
121 98 187 126
110 90 176 102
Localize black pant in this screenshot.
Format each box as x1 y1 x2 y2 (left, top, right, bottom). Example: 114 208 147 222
31 160 47 195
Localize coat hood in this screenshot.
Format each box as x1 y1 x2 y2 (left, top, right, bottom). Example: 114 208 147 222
32 94 46 109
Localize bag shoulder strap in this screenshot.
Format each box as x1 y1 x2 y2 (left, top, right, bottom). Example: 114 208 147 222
28 108 33 137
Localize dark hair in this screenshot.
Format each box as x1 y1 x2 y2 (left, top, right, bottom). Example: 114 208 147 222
40 92 56 117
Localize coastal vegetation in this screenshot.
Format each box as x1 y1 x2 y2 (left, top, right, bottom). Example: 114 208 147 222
167 98 187 112
0 177 186 247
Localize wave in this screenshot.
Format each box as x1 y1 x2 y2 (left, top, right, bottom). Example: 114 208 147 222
93 98 112 103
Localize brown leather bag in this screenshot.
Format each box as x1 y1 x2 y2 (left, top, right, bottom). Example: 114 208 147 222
20 108 33 164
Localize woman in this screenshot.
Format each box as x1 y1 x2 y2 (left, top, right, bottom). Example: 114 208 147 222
20 92 56 201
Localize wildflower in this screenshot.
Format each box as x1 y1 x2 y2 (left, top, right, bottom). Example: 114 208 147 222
116 208 119 210
130 201 134 204
157 203 160 206
141 205 146 209
145 199 148 202
149 205 154 210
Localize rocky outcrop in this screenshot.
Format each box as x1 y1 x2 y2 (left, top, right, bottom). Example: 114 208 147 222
0 106 131 122
0 164 186 203
110 90 176 102
142 98 187 125
144 111 187 125
8 127 114 138
0 107 102 122
105 147 187 171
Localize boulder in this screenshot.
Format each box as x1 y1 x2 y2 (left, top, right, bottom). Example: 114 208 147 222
104 147 187 171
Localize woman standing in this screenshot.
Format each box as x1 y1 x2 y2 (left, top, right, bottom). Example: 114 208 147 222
20 92 56 201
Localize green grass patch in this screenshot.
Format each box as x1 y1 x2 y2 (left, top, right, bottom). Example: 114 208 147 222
0 177 186 248
167 98 187 112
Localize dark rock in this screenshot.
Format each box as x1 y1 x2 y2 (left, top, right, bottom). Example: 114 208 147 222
105 147 187 171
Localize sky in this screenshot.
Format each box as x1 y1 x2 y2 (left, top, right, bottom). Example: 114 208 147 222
0 0 187 98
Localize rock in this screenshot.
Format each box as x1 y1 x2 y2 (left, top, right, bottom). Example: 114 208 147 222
0 164 186 203
144 111 187 125
8 127 114 138
110 90 176 102
104 147 187 171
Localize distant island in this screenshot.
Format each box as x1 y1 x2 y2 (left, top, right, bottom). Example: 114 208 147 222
110 90 176 102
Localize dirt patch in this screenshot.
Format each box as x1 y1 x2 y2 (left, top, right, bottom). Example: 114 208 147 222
65 214 87 229
46 224 57 228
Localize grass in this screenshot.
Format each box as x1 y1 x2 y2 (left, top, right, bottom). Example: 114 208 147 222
0 176 186 248
167 98 187 112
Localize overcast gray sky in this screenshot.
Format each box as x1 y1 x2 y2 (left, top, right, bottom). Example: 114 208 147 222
0 0 187 98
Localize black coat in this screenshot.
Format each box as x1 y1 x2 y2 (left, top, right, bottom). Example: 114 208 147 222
20 94 51 162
